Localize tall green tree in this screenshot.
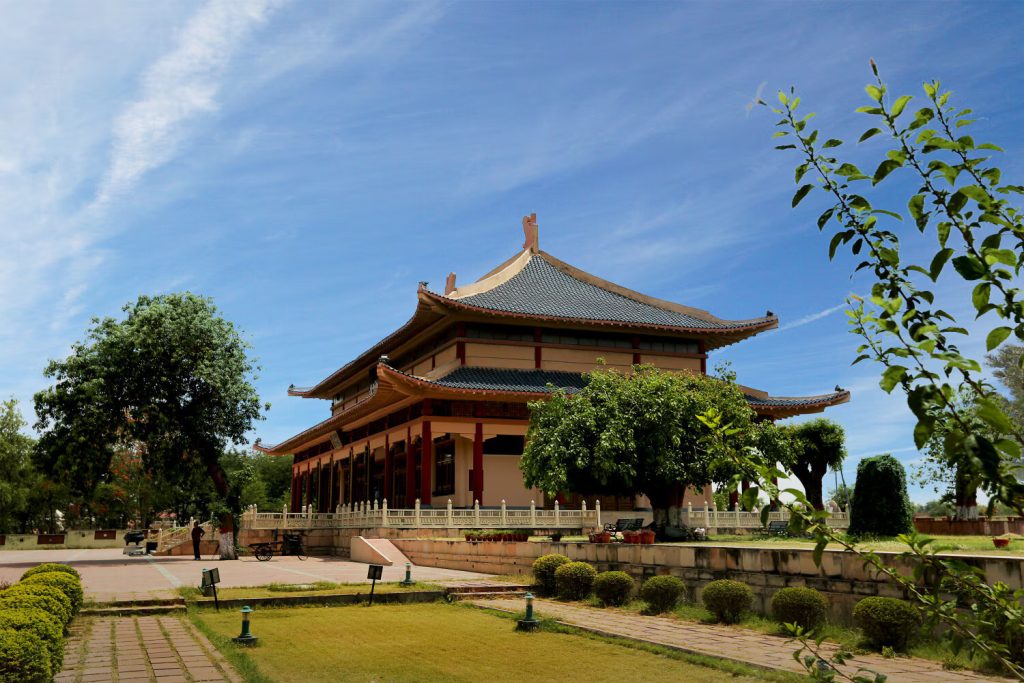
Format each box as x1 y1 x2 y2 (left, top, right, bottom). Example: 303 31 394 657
751 419 846 510
34 293 264 558
520 365 754 530
848 454 914 537
0 398 36 534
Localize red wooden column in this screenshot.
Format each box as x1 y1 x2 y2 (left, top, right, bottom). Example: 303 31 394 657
384 433 393 503
728 490 739 511
290 467 299 512
405 426 416 506
472 422 484 505
420 419 432 505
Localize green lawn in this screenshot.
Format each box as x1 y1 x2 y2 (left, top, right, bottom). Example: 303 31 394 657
179 581 440 601
687 533 1024 555
191 602 798 683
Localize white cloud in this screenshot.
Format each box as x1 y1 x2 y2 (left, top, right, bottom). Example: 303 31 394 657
92 0 283 210
777 303 848 332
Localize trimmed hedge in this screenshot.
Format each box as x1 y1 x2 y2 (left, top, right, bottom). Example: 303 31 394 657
21 563 80 583
848 455 913 537
0 628 51 683
639 576 685 614
0 586 72 627
853 597 919 651
771 587 828 630
593 571 634 607
702 579 753 624
0 609 63 673
22 572 83 616
554 561 597 600
532 554 570 595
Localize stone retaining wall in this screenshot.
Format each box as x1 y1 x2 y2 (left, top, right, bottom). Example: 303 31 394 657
0 529 136 550
391 539 1024 625
914 515 1024 536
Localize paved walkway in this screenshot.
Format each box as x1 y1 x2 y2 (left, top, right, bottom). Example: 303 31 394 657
0 548 490 602
57 615 240 683
470 598 1008 682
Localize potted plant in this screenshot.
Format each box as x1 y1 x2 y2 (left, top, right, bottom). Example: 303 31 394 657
994 536 1011 548
641 529 656 545
623 530 640 544
596 530 612 543
550 532 562 542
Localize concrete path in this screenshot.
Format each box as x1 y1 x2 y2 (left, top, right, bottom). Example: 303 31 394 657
470 598 1008 683
0 548 490 602
57 615 240 683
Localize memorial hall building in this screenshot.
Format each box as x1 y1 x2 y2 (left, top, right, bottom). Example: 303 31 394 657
258 216 849 514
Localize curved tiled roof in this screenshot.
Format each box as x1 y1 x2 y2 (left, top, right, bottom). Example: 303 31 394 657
421 366 849 414
455 255 762 330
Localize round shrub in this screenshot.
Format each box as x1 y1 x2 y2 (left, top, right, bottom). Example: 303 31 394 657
532 554 570 595
853 597 919 651
0 628 51 683
593 571 634 607
702 579 753 624
21 563 80 583
0 585 72 626
771 587 829 630
554 561 597 601
639 575 685 614
0 608 63 672
22 572 83 615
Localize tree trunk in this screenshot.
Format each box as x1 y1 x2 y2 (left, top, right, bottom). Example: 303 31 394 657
792 462 827 510
953 467 979 521
206 458 238 560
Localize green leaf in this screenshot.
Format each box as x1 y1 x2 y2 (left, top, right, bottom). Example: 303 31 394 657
760 505 770 527
913 419 935 449
855 106 883 115
972 282 991 311
829 231 847 260
890 95 912 118
817 207 835 230
880 365 908 393
792 184 813 207
976 398 1014 434
987 326 1012 351
947 190 969 215
977 143 1004 152
984 248 1016 267
795 163 809 184
865 85 883 102
952 255 986 280
959 185 990 204
859 128 883 142
823 139 843 148
872 159 901 185
929 248 954 281
835 163 863 177
937 221 951 248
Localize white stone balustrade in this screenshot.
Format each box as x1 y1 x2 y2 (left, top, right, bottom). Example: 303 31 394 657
240 500 602 531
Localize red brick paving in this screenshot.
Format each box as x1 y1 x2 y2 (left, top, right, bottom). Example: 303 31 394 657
470 597 1009 683
58 616 240 683
0 548 488 601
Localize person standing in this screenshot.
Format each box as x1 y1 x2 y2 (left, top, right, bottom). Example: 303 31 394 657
191 521 205 560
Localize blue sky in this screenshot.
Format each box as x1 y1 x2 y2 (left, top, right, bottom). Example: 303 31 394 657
3 1 1023 503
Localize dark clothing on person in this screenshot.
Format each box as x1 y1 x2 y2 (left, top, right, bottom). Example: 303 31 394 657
191 525 205 560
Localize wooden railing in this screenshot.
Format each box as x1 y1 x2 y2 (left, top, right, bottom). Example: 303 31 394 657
679 504 850 530
240 499 602 531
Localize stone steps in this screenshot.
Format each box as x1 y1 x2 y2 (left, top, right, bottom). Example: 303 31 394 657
80 603 186 617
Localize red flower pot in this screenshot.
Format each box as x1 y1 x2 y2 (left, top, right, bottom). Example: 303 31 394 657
994 537 1011 548
641 530 656 545
596 532 611 544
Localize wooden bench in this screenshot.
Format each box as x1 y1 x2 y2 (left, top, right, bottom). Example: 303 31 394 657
605 518 645 533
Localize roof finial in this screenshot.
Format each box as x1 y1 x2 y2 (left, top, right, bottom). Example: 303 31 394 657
444 272 457 295
522 213 538 253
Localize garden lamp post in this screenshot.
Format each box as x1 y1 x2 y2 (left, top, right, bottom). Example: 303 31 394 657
516 592 539 631
400 562 414 586
233 605 258 645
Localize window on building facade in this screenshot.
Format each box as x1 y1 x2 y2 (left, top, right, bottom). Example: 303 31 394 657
637 338 699 354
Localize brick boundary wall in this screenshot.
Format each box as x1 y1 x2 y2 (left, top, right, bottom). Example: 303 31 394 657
390 539 1024 625
914 515 1024 536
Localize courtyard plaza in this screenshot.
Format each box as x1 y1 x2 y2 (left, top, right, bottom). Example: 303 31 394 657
0 548 488 603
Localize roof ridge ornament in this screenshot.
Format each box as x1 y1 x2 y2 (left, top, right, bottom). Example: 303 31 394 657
522 213 539 253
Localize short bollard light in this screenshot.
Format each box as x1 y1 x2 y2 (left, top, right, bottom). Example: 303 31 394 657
400 562 414 587
232 605 258 646
516 592 539 631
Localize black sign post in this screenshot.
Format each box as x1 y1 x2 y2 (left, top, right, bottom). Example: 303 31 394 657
367 564 383 606
202 568 221 611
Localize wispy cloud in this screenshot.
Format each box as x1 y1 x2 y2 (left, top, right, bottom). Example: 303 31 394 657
778 303 848 332
92 0 283 210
